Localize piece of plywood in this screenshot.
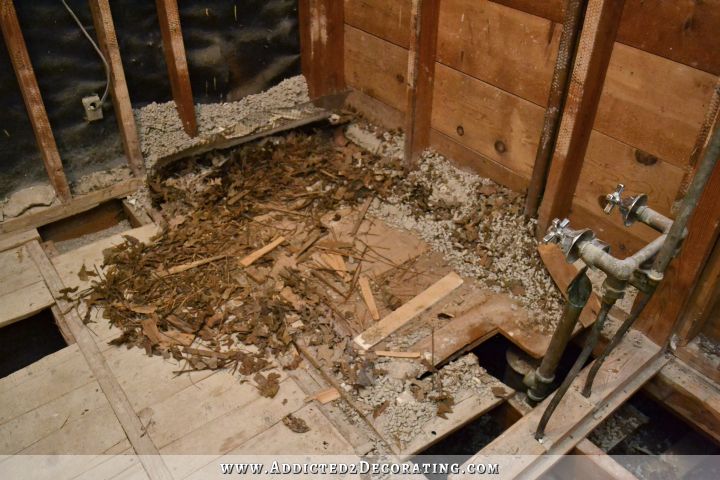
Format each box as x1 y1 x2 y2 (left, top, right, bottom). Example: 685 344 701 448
437 0 561 107
431 62 545 180
344 25 408 112
354 272 464 350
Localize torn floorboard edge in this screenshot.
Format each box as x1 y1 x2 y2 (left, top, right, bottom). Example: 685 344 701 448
0 179 143 234
25 240 173 480
151 110 332 173
409 292 573 369
353 272 464 350
453 331 667 480
538 243 602 328
396 380 514 460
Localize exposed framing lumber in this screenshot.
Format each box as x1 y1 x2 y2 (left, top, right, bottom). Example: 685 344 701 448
88 0 145 177
0 178 142 234
0 0 71 203
536 0 625 235
525 0 586 217
26 240 173 480
636 131 720 345
644 356 720 444
454 334 666 479
570 439 639 480
299 0 345 99
403 0 440 167
155 0 197 137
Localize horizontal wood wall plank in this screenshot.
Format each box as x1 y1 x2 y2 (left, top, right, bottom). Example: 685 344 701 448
344 0 412 48
429 130 529 192
437 0 561 107
492 0 720 75
596 43 717 169
574 130 685 219
431 62 545 180
344 25 408 112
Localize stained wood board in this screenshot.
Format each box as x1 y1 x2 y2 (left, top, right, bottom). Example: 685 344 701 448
437 0 561 107
344 25 408 112
431 62 544 180
344 0 412 49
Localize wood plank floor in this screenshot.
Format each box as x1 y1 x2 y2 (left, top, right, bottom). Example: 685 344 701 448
0 225 357 480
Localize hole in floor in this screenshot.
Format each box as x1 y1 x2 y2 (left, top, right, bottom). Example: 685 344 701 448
471 334 587 393
413 403 519 479
38 199 132 254
582 390 720 479
0 309 67 378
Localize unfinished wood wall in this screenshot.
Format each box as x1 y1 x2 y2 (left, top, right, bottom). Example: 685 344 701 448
343 0 719 256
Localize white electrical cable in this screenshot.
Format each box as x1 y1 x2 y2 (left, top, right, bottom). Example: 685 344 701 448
60 0 110 104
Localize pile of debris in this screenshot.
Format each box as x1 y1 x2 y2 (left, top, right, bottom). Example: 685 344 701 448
83 120 564 445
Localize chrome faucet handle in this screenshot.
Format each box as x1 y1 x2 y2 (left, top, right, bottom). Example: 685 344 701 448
604 184 625 214
543 218 570 244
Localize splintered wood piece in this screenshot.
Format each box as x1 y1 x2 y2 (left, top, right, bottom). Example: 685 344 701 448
162 254 227 276
351 196 373 237
354 272 464 350
320 253 350 281
537 243 601 327
239 236 285 267
306 387 341 404
358 275 380 320
375 350 421 359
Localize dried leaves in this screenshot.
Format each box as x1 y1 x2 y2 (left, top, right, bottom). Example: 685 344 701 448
282 413 310 433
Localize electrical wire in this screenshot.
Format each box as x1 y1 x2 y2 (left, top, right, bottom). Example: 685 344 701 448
60 0 110 104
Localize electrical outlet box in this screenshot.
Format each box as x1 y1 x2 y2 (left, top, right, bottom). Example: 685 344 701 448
82 95 103 122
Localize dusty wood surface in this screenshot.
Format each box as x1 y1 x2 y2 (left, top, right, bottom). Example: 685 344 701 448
0 0 71 202
537 0 626 234
571 439 639 480
0 179 142 234
0 243 54 327
155 0 197 137
88 0 145 176
0 229 39 252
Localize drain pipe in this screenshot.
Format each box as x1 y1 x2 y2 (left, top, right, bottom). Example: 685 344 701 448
525 267 592 402
525 0 587 217
582 123 720 396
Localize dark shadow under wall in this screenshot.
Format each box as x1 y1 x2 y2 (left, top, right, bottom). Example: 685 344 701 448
0 0 300 199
